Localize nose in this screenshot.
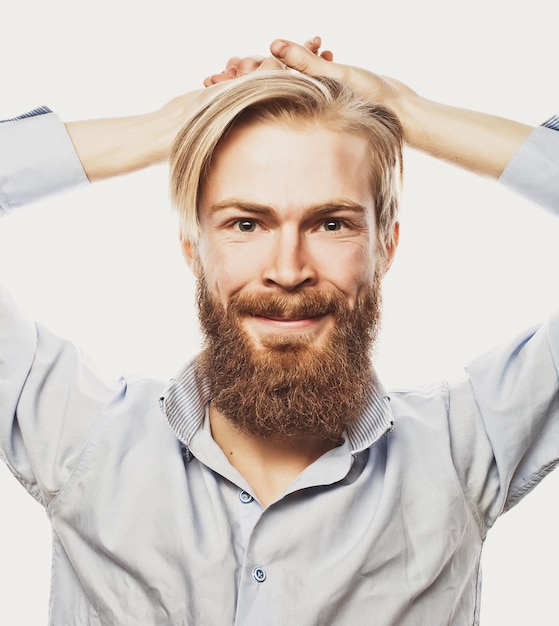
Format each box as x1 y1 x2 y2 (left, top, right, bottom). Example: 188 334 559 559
262 228 317 291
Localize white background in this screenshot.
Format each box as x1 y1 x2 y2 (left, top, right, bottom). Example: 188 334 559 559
1 0 558 623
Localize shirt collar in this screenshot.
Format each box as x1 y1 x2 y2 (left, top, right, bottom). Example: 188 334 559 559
160 357 394 454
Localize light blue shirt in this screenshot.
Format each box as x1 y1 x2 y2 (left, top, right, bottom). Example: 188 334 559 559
1 111 559 625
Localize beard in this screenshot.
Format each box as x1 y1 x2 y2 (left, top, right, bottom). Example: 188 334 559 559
196 272 383 441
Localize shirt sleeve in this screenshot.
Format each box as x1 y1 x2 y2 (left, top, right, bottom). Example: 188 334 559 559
499 117 559 213
0 286 122 506
448 312 559 531
0 111 118 504
0 108 89 215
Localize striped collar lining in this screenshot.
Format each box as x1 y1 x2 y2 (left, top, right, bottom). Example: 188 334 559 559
160 357 394 455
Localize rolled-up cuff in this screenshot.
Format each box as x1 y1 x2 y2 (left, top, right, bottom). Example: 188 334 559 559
499 124 559 214
0 112 88 215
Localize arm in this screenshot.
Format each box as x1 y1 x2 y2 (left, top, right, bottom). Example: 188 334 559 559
64 38 331 183
267 39 535 180
0 94 205 211
64 90 207 182
0 87 213 495
0 60 271 204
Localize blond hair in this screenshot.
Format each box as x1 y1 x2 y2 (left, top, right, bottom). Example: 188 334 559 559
169 71 403 257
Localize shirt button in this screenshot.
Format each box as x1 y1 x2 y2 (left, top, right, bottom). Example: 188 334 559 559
252 567 266 583
239 490 254 504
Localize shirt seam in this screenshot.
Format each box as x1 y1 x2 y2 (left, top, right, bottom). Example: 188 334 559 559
503 460 559 512
445 380 489 538
0 448 45 504
500 318 559 509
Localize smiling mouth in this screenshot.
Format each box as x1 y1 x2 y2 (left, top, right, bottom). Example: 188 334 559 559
248 314 328 330
254 314 318 320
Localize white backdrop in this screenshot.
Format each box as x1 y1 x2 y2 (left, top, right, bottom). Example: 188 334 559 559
1 0 558 623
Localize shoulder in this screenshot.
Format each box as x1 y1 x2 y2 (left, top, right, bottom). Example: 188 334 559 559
388 380 450 419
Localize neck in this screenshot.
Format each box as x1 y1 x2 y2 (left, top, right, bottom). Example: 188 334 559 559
209 403 341 507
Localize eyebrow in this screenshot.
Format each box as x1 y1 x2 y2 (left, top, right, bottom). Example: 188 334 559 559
208 199 369 219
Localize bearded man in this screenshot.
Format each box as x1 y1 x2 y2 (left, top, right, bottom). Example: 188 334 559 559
1 38 558 625
174 72 399 453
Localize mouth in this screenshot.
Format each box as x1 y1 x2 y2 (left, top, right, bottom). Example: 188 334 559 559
228 291 344 343
243 313 333 339
253 313 325 326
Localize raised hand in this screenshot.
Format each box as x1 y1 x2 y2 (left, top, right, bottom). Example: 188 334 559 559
269 38 417 131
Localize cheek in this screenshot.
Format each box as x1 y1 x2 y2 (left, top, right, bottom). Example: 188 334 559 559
197 240 265 302
313 241 377 294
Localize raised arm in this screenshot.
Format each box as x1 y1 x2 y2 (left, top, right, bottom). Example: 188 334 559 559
267 39 535 180
0 88 215 213
64 89 209 182
10 40 327 187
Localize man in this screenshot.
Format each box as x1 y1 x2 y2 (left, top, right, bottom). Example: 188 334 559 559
0 38 558 624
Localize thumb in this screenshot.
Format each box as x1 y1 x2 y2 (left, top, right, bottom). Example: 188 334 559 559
270 39 326 75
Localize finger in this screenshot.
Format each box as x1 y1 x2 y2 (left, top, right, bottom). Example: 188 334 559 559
237 56 265 76
303 36 322 54
270 39 330 74
225 56 242 72
204 57 242 86
303 36 334 62
203 67 237 87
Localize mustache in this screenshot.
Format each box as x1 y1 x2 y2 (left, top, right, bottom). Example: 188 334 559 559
226 290 349 320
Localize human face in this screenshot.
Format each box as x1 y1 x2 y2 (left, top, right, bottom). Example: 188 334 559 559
183 121 386 349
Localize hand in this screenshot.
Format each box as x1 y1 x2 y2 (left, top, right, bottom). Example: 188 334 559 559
203 36 333 87
268 38 418 129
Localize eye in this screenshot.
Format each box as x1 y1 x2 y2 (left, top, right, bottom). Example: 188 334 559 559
236 219 257 232
322 219 343 232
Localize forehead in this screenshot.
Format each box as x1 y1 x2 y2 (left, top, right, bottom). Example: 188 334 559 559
200 121 375 217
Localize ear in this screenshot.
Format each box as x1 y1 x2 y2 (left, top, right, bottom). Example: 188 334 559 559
179 230 200 276
383 221 400 273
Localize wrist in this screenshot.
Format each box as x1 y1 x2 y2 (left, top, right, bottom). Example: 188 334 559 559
391 93 438 149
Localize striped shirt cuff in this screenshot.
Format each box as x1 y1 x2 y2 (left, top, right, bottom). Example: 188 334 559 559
0 105 53 123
